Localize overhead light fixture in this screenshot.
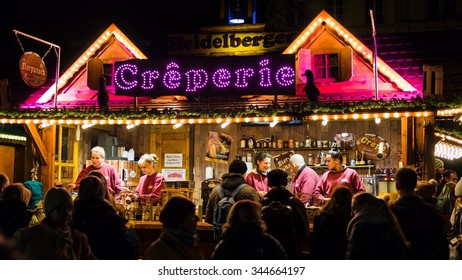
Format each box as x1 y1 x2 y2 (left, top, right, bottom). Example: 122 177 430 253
269 120 279 127
126 124 139 129
375 117 381 124
321 119 329 126
173 123 183 129
221 121 231 128
39 123 52 129
435 140 462 160
229 0 245 24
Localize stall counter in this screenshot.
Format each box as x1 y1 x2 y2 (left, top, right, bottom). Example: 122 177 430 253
132 221 217 259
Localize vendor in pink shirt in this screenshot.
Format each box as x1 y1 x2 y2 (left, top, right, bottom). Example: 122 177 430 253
246 151 272 198
135 153 165 204
289 154 320 206
313 148 365 205
68 146 123 200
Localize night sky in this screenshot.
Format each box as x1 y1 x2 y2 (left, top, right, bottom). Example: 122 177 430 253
1 0 220 98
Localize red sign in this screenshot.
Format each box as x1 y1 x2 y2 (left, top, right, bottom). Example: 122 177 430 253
19 52 47 87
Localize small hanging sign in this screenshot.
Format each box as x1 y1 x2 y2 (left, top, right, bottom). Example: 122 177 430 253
356 134 390 161
19 51 47 87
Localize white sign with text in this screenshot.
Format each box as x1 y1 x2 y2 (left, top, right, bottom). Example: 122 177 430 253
164 153 183 167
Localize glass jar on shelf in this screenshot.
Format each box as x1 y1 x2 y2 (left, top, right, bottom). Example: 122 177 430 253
307 154 314 165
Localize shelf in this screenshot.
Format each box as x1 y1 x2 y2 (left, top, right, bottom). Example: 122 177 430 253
308 165 375 169
239 147 351 151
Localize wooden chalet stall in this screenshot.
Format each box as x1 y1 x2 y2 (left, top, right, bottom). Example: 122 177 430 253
1 10 452 257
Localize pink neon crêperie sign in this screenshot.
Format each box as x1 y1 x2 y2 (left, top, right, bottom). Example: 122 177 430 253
114 54 296 98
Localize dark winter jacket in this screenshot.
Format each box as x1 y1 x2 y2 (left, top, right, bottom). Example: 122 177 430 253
205 173 259 224
0 200 31 239
390 194 450 260
211 223 288 260
346 209 409 260
260 188 310 259
312 211 350 259
73 198 138 259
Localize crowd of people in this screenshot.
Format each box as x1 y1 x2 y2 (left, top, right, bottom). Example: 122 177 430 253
0 145 460 260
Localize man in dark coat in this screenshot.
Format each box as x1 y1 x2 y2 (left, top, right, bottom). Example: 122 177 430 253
260 169 310 259
390 167 450 259
205 159 259 224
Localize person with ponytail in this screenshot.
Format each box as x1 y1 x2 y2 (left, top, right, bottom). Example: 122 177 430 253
313 147 365 206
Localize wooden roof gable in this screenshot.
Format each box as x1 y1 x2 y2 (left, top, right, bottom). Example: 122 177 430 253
35 23 147 105
284 10 418 100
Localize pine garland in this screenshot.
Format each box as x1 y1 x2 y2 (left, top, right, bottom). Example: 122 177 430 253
1 96 461 121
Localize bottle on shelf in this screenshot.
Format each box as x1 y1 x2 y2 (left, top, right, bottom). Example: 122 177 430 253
342 149 348 165
154 202 161 221
246 152 252 162
248 135 255 149
240 134 247 148
307 154 314 165
271 134 276 148
305 136 311 148
135 197 142 220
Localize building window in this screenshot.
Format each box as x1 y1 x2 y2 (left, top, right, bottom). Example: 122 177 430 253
87 59 115 91
313 53 339 80
326 0 344 23
103 63 114 87
423 65 443 98
367 0 384 24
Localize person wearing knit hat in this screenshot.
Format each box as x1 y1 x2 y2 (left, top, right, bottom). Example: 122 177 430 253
11 187 96 259
204 159 259 225
435 158 446 196
435 158 444 172
261 168 310 259
143 196 204 259
44 187 74 217
229 159 248 174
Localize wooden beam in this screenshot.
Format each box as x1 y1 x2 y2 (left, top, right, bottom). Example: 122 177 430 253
40 125 56 193
424 120 437 181
24 123 49 166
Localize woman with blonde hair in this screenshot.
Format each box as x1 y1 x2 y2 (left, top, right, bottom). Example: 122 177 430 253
211 199 287 259
135 153 165 204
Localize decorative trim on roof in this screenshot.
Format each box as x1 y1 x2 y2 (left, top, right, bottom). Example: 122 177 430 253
283 10 417 93
36 23 147 104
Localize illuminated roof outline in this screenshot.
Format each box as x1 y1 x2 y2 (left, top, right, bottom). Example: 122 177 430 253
283 10 417 93
36 23 147 104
